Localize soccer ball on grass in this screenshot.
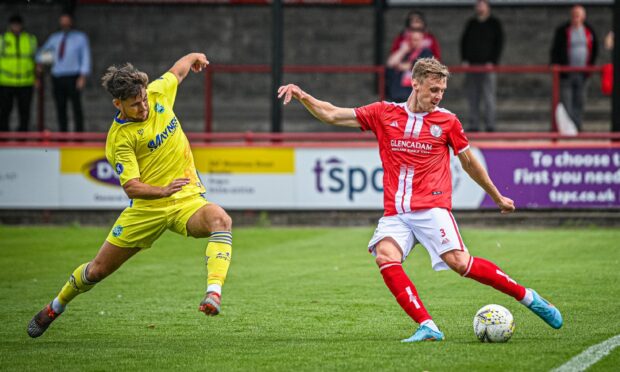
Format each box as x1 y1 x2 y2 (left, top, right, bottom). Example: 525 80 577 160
473 304 515 343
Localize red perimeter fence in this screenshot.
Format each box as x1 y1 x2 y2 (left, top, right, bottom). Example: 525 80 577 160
204 64 607 133
1 131 620 149
27 63 610 136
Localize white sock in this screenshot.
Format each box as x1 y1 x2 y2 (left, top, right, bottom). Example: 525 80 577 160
421 319 439 332
207 284 222 295
51 297 65 313
519 288 534 307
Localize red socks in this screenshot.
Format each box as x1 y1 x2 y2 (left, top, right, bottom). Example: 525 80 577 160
378 257 526 324
379 262 432 324
463 256 526 301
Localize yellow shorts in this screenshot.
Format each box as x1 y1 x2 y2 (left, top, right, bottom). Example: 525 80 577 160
106 195 209 249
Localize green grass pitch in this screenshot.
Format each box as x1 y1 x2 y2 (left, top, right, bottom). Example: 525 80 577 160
1 225 619 371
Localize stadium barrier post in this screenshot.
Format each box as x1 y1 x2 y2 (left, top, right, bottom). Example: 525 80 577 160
551 65 560 133
378 65 385 101
37 72 45 132
205 67 213 133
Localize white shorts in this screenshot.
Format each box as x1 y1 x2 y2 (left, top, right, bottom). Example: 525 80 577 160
368 208 468 271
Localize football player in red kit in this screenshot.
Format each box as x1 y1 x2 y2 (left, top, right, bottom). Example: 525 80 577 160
278 58 562 342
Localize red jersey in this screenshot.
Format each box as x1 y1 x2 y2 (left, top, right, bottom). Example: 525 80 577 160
354 101 469 216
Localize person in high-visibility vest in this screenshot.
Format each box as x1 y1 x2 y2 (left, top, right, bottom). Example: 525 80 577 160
0 14 38 132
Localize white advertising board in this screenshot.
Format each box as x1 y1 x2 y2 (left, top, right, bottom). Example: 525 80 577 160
294 148 383 209
58 148 130 209
293 147 486 210
203 174 295 208
0 145 486 210
0 148 60 208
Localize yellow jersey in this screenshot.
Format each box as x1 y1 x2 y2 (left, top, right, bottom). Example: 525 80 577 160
105 72 205 205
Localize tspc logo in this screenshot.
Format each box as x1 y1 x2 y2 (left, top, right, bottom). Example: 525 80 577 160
82 158 121 187
313 157 383 201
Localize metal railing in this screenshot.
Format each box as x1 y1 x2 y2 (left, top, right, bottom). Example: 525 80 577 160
204 64 607 133
204 64 386 132
30 64 607 134
2 130 620 148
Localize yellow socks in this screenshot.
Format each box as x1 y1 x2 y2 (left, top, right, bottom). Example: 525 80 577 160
56 263 97 309
205 232 232 295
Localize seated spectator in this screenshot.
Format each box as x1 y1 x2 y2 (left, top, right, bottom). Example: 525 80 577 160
390 10 441 60
386 30 434 102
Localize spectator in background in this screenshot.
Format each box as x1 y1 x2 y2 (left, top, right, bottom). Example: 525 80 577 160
600 31 613 96
386 30 434 102
37 12 91 132
0 14 38 132
390 11 441 60
460 0 503 132
551 5 598 131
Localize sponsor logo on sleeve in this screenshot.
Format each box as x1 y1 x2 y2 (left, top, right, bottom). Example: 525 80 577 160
115 163 124 175
112 225 123 237
155 103 165 113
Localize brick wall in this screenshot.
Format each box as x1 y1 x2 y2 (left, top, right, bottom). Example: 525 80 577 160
0 3 613 132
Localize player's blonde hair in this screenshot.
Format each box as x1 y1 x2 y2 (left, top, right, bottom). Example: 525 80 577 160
101 63 149 100
412 58 450 83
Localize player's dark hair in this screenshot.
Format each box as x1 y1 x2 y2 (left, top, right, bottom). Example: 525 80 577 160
101 63 149 100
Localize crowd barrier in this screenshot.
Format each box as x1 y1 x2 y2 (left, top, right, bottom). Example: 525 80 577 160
31 64 608 133
204 64 607 133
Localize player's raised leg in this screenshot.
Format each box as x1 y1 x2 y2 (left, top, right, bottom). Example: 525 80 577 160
442 250 563 329
187 203 233 316
375 239 444 342
27 242 140 338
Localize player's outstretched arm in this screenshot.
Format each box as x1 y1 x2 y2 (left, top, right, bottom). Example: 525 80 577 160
169 53 209 84
277 84 360 128
122 178 190 200
457 149 515 214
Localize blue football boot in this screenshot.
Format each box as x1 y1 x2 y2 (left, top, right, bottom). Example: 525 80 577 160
401 324 445 343
527 289 563 329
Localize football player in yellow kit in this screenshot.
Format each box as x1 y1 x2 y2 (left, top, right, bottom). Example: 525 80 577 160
28 53 232 338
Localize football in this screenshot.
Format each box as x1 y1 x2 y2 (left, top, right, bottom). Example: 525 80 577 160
473 304 515 343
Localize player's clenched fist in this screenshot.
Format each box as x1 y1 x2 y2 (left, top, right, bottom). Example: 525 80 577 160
191 53 209 73
496 196 515 214
277 84 306 105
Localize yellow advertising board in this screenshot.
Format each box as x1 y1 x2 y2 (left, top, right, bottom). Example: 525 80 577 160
193 147 294 174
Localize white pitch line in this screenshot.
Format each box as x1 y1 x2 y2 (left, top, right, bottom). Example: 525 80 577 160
551 334 620 372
